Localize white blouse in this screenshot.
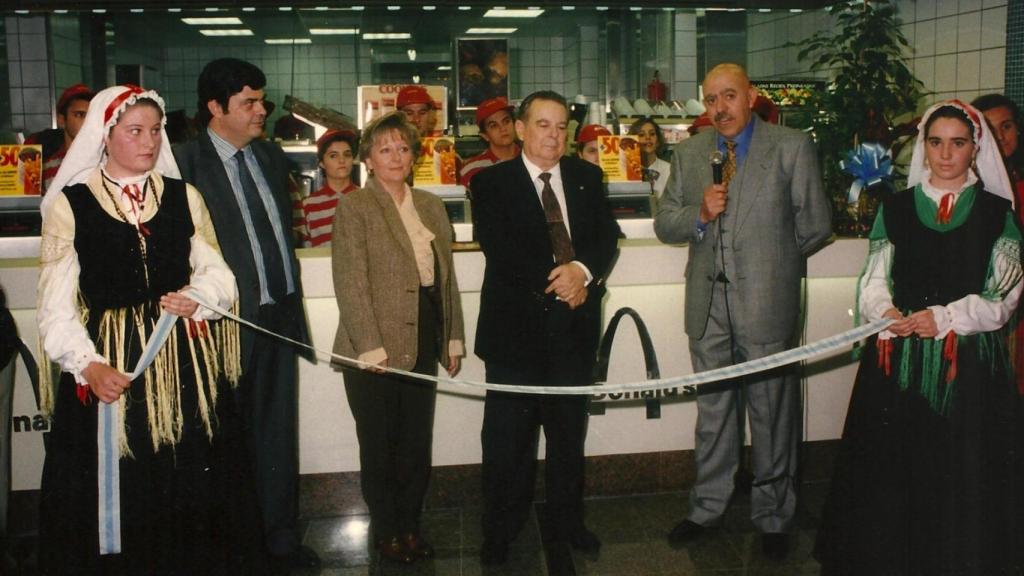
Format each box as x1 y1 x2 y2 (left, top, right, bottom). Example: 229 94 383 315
859 170 1023 339
37 169 237 383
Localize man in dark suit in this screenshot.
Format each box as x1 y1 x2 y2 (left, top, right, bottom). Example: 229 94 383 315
173 58 319 571
471 90 621 573
654 63 832 561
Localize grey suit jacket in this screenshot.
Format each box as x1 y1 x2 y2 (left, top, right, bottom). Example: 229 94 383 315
331 177 465 371
173 132 312 367
654 117 832 343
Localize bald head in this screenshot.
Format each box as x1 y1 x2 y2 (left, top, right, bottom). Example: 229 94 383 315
702 63 759 138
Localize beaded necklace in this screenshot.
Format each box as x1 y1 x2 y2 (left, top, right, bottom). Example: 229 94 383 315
99 170 160 286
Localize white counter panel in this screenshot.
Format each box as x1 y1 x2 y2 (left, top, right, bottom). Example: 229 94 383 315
3 239 869 489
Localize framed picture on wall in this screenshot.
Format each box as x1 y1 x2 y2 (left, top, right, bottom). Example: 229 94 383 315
455 38 510 109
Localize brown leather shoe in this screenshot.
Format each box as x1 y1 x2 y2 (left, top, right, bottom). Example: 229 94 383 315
377 536 415 564
402 532 435 559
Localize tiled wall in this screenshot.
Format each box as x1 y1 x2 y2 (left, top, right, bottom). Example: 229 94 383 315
746 9 834 81
672 12 699 103
747 0 1009 107
899 0 1008 103
1005 0 1023 102
158 40 364 125
50 15 84 96
6 16 53 134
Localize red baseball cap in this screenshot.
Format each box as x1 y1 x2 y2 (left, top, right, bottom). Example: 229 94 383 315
316 129 358 156
475 97 515 128
687 113 713 135
57 83 94 114
396 85 436 110
577 124 611 145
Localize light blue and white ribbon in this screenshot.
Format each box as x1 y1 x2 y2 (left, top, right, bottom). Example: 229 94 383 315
97 310 178 555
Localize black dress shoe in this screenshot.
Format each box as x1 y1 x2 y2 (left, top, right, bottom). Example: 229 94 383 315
667 519 706 548
378 536 415 564
401 532 435 560
762 532 789 561
544 541 576 576
480 537 509 566
569 528 601 555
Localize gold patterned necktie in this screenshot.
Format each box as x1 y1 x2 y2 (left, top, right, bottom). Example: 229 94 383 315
722 140 737 187
538 172 575 264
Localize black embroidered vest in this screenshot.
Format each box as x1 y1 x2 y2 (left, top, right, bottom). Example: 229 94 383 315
883 186 1009 312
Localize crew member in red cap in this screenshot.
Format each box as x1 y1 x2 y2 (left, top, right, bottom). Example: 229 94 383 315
25 83 95 192
575 123 611 167
396 85 441 137
297 130 359 247
459 97 520 189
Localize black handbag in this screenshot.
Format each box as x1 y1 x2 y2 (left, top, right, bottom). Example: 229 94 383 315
591 307 671 418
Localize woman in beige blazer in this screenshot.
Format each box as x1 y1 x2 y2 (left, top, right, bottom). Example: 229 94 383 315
331 112 465 565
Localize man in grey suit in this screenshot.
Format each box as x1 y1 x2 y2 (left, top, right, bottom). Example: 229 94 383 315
653 63 831 560
173 58 319 572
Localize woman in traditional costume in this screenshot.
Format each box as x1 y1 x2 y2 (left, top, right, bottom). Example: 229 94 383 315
36 85 262 574
815 100 1024 575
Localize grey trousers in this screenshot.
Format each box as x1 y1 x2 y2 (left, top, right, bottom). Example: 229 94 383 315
686 281 800 534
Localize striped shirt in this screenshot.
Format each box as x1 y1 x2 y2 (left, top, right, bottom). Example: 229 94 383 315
459 145 520 190
298 182 356 247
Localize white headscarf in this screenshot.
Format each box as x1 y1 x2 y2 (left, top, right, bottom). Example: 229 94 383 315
41 84 181 215
907 99 1014 207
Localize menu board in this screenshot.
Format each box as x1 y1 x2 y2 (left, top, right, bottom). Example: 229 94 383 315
412 137 459 185
0 144 43 196
598 135 642 183
357 84 449 137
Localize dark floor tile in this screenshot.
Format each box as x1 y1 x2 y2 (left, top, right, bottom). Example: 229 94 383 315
303 515 375 567
419 508 464 553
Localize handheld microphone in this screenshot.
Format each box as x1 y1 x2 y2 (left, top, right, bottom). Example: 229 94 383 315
710 150 725 185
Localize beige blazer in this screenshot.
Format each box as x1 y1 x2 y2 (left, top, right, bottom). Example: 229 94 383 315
331 176 465 371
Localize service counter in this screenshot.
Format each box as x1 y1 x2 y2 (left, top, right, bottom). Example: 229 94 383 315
2 237 869 491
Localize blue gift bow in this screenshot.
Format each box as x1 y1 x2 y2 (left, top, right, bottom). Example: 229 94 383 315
839 142 893 203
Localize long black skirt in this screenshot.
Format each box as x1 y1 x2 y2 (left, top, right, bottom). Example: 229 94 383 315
815 335 1024 576
39 370 266 575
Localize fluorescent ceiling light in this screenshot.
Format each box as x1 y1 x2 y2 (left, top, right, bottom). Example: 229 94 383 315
351 5 365 10
458 6 472 10
15 9 29 13
362 32 412 40
596 6 609 11
242 7 255 11
467 27 517 33
423 5 436 10
265 38 312 44
387 5 401 10
437 65 452 71
790 8 803 12
199 29 254 36
484 8 543 17
310 28 359 35
55 8 68 12
279 6 293 11
131 8 144 13
204 7 220 11
562 6 575 10
168 7 182 11
759 8 771 11
314 6 328 10
182 17 242 24
92 9 107 13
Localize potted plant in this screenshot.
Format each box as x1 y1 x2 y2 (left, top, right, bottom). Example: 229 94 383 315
792 0 926 236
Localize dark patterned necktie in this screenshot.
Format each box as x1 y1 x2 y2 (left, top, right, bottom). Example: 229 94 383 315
722 140 737 187
235 150 287 299
538 172 575 264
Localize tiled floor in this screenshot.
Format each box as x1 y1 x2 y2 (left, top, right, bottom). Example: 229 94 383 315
290 481 828 576
6 480 828 575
